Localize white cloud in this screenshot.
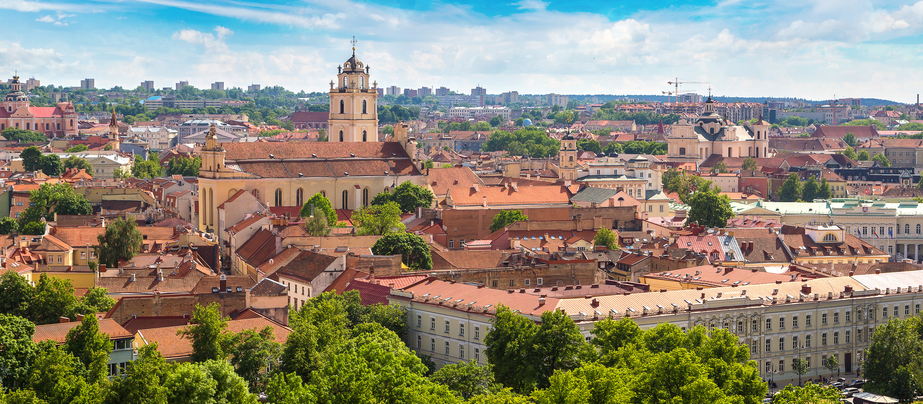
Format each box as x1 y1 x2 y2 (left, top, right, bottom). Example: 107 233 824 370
35 15 54 22
0 40 75 75
138 0 344 29
0 0 77 12
512 0 548 11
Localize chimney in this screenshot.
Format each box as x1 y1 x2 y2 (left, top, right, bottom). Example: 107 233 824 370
157 270 163 282
59 317 70 323
99 264 106 272
130 273 136 282
511 182 518 192
76 314 84 321
875 269 881 275
472 184 479 192
482 196 487 207
538 297 546 306
801 284 811 295
591 298 600 308
219 274 227 292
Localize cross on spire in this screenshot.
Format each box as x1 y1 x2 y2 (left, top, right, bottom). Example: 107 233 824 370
350 36 357 56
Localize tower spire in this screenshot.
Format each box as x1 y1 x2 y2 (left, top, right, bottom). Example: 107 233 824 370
350 36 357 56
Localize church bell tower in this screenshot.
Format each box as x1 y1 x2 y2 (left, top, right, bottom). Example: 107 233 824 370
328 37 379 143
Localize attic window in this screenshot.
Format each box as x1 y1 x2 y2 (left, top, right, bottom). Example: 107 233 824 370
707 242 713 246
212 287 218 293
687 242 692 247
236 287 242 292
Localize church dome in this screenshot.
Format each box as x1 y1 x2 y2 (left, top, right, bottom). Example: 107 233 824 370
343 54 364 72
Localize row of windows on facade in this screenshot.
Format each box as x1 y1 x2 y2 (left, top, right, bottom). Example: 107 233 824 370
337 130 369 142
757 329 864 354
764 352 858 373
416 335 481 363
337 99 370 114
417 315 484 340
851 224 923 236
0 121 71 131
676 146 768 158
262 188 371 210
712 303 919 335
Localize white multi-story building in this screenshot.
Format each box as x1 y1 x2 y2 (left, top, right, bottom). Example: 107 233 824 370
546 93 568 108
391 271 923 385
446 106 511 121
127 126 177 150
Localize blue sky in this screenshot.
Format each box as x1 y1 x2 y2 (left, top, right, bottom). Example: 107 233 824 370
3 0 923 101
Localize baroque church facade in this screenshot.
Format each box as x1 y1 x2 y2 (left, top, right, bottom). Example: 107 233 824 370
197 46 422 234
0 75 78 137
667 97 770 164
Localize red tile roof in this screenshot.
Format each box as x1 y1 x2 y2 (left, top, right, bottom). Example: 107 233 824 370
137 317 290 360
34 318 133 344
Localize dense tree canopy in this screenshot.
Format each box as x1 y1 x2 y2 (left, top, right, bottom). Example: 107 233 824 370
686 184 734 229
372 181 435 213
165 156 201 177
300 193 337 227
63 155 93 175
482 128 560 158
94 216 143 267
372 232 433 270
2 128 47 143
352 202 406 236
489 209 528 233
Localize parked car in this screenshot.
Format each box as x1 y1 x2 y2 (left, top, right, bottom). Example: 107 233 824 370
837 378 847 383
831 382 844 389
841 387 860 398
849 379 866 387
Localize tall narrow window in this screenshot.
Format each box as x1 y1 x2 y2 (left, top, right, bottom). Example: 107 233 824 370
339 100 345 114
339 130 344 142
362 130 367 142
362 100 367 114
296 188 304 207
342 190 348 210
274 189 283 207
362 188 369 206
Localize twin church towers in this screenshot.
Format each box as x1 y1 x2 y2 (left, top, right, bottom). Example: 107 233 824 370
328 38 379 143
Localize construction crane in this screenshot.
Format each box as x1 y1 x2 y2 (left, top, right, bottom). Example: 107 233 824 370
666 78 710 104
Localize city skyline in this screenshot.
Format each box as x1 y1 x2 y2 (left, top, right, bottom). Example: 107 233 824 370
3 0 923 102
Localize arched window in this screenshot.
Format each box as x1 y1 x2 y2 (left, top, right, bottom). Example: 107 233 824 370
339 130 344 142
339 100 345 114
728 147 732 157
296 188 304 207
252 189 260 201
362 188 369 206
362 130 367 142
569 156 574 162
274 189 283 207
342 190 349 210
906 224 910 234
823 233 837 242
320 190 326 198
362 100 367 114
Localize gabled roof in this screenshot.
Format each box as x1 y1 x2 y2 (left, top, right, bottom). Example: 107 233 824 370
269 250 339 283
34 318 133 344
570 187 619 204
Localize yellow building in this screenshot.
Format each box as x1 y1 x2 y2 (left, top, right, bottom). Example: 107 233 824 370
197 47 425 232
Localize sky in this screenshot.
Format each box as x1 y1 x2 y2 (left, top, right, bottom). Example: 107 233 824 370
3 0 923 102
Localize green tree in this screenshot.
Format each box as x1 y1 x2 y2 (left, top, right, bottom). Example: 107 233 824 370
30 274 78 325
132 158 163 179
593 228 618 250
792 358 810 386
857 150 870 161
27 344 97 404
489 115 502 127
372 232 433 270
40 154 63 176
489 209 528 233
178 303 229 363
842 132 857 147
77 287 117 314
424 160 434 169
63 314 112 383
822 354 838 375
0 271 33 318
3 128 47 143
372 181 435 213
842 146 857 160
431 361 500 400
741 157 759 171
778 173 802 202
113 167 130 179
95 216 143 267
165 156 201 177
710 161 728 173
300 193 337 227
663 170 711 203
872 153 891 167
66 144 89 152
20 222 44 236
352 201 406 236
802 177 819 202
105 343 169 404
225 326 282 392
304 215 329 236
20 146 43 172
577 139 602 154
817 178 831 199
864 316 923 401
687 184 733 228
0 314 39 389
62 155 93 175
0 216 19 234
773 382 841 404
19 183 91 228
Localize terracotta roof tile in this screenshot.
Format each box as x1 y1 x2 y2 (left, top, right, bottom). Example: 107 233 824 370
137 317 290 360
34 318 133 344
